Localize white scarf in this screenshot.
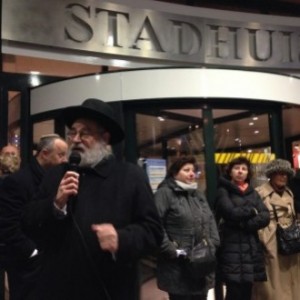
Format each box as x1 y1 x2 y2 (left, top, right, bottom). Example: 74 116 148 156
175 180 198 190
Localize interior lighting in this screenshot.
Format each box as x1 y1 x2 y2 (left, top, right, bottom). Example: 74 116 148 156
30 75 40 87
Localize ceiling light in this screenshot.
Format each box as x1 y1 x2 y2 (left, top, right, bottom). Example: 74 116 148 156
30 75 40 87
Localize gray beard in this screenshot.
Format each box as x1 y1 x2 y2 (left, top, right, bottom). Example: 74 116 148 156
69 141 112 168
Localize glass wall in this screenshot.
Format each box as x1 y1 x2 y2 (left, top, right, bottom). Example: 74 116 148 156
282 105 300 171
8 91 21 148
33 120 55 151
135 105 281 192
213 109 272 187
136 108 207 191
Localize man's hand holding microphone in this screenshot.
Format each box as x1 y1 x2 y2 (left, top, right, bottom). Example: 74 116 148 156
54 152 119 256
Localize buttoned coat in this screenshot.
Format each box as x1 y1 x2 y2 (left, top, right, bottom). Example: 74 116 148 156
23 156 163 300
252 182 300 300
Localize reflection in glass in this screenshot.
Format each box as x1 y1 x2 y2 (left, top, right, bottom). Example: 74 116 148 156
136 109 206 190
213 109 271 187
33 120 55 152
8 91 21 149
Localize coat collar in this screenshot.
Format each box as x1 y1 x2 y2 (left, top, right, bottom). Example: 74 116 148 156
30 156 45 178
82 155 116 178
256 181 293 200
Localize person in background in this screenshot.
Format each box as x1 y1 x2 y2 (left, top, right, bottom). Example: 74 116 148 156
288 168 300 216
21 98 163 300
0 147 21 300
0 144 19 158
215 156 270 300
0 153 21 181
0 134 68 300
154 156 220 300
252 159 300 300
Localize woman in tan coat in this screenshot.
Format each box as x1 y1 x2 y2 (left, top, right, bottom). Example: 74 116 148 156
252 159 300 300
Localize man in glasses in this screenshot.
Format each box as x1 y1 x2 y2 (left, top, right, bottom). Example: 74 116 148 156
22 98 163 300
0 134 68 300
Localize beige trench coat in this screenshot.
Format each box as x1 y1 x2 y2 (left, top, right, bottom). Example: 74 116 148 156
252 182 300 300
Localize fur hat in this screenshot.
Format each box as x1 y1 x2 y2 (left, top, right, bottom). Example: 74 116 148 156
265 159 295 178
62 98 124 145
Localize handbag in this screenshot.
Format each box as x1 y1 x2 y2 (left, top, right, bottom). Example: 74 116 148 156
272 205 300 255
184 238 216 281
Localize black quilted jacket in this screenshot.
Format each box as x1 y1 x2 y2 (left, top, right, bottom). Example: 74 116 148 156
216 176 270 283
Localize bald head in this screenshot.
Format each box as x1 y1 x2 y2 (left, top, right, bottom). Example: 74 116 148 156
36 134 68 169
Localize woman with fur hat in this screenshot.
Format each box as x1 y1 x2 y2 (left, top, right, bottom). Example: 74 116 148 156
252 159 299 300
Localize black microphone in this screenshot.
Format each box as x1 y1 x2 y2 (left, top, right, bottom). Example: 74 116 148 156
68 152 81 172
67 152 81 212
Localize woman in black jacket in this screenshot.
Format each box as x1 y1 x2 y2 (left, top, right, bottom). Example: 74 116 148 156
154 156 220 300
215 157 270 300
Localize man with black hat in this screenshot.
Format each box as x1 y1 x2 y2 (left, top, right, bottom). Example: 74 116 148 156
23 98 163 300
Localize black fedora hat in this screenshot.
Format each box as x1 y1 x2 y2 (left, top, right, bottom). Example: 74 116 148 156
62 98 124 144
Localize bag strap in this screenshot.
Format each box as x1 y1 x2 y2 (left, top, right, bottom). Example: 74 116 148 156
271 204 296 224
271 204 279 223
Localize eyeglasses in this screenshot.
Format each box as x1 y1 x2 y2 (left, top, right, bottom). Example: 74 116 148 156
66 130 101 141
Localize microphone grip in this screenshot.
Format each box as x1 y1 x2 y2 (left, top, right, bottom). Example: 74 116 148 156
67 152 81 211
68 152 81 172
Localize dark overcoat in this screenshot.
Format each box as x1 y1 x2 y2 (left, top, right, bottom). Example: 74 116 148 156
154 178 220 296
0 158 45 300
0 157 45 262
23 156 163 300
216 176 270 283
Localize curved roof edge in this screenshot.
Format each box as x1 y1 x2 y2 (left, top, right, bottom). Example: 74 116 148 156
31 68 300 115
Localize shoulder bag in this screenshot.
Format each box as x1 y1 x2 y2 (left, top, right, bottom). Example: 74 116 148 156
183 237 216 281
272 204 300 255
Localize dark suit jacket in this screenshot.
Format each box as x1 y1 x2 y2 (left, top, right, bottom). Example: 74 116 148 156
0 157 45 263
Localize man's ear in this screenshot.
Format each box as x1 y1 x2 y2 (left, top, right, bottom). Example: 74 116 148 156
102 132 111 144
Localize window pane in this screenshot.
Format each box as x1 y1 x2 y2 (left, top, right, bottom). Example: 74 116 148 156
33 120 55 153
136 108 207 190
213 109 271 187
8 91 21 149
